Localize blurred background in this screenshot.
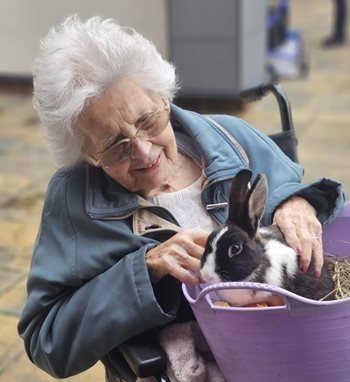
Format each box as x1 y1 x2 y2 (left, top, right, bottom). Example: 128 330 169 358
0 0 349 381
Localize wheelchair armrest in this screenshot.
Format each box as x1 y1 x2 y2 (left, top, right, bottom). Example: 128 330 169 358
119 330 167 379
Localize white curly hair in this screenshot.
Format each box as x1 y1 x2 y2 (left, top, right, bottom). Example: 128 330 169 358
32 15 178 167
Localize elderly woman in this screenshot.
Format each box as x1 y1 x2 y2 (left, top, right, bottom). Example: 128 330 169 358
18 16 344 380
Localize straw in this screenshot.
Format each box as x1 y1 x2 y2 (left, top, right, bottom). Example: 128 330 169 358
322 255 350 300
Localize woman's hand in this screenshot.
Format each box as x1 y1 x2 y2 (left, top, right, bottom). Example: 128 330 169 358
272 196 323 277
146 229 208 285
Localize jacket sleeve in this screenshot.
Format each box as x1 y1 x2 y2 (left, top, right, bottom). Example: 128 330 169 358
213 115 345 226
18 171 178 378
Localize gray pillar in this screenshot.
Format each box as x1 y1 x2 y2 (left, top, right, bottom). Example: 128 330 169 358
168 0 268 98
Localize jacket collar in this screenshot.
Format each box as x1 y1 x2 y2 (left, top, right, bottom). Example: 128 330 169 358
85 165 139 220
85 104 247 219
170 104 248 186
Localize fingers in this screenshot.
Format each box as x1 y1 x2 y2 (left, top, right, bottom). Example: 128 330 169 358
145 229 208 284
276 221 312 271
191 230 209 247
276 221 301 254
176 230 208 259
169 266 201 285
298 236 313 273
273 196 324 276
295 234 323 277
165 250 202 284
169 243 202 272
296 221 323 276
312 237 324 278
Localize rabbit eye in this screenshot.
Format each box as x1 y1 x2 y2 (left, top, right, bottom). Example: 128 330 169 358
228 243 242 258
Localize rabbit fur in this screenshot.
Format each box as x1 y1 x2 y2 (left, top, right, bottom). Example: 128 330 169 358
200 169 335 306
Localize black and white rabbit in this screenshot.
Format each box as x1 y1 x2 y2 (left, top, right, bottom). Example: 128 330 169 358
200 169 335 306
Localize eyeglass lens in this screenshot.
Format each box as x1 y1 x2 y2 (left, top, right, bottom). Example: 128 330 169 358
100 109 170 167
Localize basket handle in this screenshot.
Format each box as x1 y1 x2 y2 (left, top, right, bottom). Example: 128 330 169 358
194 281 337 313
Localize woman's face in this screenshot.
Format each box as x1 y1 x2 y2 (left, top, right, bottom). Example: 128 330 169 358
79 77 178 197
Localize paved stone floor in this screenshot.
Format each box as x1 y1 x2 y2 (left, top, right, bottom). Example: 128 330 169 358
0 0 349 381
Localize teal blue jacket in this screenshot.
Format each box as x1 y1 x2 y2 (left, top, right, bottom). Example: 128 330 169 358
18 104 344 378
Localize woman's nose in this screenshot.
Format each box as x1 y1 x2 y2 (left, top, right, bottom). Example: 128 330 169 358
130 138 152 160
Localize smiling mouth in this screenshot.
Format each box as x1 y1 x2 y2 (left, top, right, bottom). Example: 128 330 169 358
145 158 158 168
135 154 161 172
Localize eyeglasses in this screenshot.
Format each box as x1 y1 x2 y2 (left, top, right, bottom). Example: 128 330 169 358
85 96 170 168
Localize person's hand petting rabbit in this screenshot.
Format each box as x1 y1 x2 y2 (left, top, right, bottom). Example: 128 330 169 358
146 174 324 287
146 229 208 285
273 196 323 277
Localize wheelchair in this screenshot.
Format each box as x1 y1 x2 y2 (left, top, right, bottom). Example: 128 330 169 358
106 83 299 382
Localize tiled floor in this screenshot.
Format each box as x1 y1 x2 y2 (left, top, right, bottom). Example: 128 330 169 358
0 1 349 381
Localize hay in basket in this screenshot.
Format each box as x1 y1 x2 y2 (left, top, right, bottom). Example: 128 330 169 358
323 255 350 300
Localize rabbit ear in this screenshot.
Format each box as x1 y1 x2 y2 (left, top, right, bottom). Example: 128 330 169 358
227 169 253 226
246 174 268 235
227 170 268 237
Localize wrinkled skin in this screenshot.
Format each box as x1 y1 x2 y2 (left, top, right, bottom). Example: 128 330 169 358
273 196 323 277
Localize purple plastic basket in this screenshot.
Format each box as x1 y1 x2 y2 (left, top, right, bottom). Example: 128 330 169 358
323 201 350 257
183 202 350 382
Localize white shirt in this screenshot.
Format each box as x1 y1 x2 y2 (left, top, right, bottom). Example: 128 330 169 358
146 177 219 233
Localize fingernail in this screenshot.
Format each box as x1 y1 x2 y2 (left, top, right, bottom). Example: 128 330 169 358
302 264 309 273
314 270 321 278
